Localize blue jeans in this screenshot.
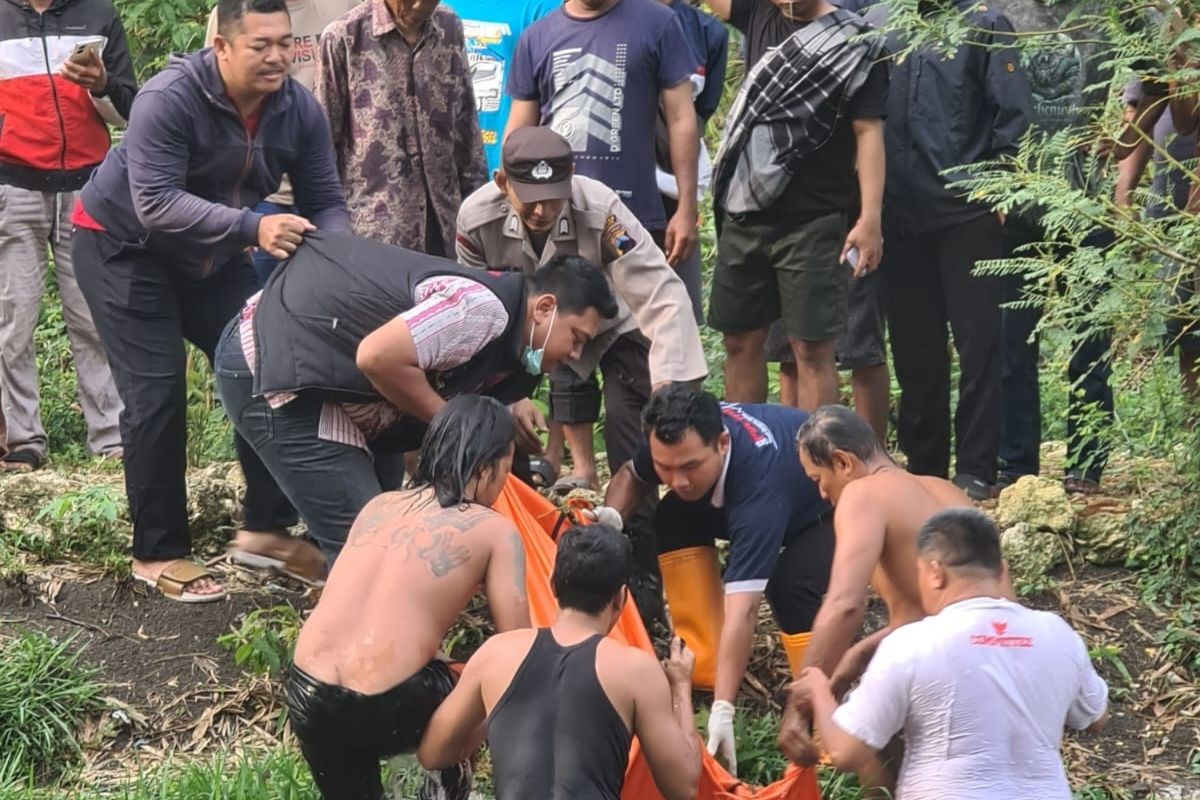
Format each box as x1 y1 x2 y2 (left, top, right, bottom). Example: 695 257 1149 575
251 201 292 286
213 320 404 562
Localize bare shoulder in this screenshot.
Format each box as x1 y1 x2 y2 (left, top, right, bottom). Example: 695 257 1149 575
470 508 520 541
346 490 414 538
595 639 665 717
914 474 972 507
835 479 886 522
598 639 661 682
472 628 538 663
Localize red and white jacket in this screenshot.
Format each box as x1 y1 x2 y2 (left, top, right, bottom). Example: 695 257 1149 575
0 0 136 192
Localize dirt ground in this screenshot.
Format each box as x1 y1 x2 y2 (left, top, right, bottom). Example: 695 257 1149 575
1 461 1198 797
2 559 1196 797
0 561 308 782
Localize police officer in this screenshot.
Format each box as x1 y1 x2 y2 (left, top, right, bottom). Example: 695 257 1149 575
456 127 708 493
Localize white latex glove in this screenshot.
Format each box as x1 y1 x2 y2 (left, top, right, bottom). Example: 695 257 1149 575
707 699 737 777
581 506 623 530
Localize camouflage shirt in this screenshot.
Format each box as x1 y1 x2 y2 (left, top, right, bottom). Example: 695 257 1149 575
316 1 488 252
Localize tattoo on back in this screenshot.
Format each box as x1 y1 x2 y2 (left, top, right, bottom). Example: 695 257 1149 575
420 532 472 577
347 492 490 579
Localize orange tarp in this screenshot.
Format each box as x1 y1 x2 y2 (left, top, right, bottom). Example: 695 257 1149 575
493 477 821 800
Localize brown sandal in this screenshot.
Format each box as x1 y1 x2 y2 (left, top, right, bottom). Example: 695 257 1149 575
227 534 326 586
133 560 227 603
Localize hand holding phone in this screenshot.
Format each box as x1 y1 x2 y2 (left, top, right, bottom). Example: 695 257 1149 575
60 37 107 93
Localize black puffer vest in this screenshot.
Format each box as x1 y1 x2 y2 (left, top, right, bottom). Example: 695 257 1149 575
252 232 537 405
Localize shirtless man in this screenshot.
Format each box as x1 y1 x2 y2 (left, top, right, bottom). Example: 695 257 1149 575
419 524 702 800
286 395 530 800
778 404 971 767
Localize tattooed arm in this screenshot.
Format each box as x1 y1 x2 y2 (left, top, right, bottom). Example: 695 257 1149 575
485 522 531 632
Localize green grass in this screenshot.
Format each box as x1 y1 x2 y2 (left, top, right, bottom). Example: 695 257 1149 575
81 750 316 800
0 632 103 787
217 606 303 680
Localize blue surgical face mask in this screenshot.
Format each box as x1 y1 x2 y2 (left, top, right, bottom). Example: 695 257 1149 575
522 306 557 375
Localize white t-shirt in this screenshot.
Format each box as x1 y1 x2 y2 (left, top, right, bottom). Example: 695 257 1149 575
833 596 1108 800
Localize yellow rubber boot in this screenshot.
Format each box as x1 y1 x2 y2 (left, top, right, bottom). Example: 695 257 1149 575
779 631 812 678
658 546 724 690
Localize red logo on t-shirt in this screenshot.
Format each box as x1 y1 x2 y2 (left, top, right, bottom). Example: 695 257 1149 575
970 621 1032 648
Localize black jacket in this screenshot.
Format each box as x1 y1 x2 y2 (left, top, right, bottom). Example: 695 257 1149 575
869 0 1033 234
80 49 349 280
252 232 539 409
0 0 137 191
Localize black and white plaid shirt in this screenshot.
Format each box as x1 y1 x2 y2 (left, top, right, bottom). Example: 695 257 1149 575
713 8 884 216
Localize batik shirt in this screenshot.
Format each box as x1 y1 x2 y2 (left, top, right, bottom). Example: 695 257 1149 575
316 0 488 253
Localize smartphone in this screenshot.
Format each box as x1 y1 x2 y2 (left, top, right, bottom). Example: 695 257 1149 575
69 37 104 63
846 246 860 270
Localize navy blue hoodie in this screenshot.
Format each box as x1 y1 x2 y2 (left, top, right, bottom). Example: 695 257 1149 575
80 48 349 279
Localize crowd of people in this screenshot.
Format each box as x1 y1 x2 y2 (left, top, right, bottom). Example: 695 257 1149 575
8 0 1192 795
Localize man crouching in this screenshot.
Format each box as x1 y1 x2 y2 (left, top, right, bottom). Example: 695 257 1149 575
286 395 530 800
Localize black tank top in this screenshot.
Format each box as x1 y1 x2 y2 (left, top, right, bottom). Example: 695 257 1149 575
488 628 632 800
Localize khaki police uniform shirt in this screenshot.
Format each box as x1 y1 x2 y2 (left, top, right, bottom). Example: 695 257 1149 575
456 175 707 384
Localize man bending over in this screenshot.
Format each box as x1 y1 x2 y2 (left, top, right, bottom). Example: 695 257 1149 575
286 395 531 800
779 405 971 765
419 524 702 800
802 508 1109 799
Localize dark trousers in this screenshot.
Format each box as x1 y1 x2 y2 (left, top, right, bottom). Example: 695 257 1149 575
999 219 1043 478
286 662 469 800
547 331 653 470
655 493 834 634
999 220 1114 483
882 214 1003 482
214 321 405 563
73 228 296 561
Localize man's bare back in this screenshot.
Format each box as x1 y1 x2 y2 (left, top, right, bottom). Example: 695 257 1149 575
294 488 528 694
851 468 971 628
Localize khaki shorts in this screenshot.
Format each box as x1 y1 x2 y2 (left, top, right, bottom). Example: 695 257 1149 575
709 211 849 342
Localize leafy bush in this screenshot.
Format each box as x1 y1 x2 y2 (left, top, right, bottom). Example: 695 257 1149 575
17 486 130 574
217 605 303 678
0 632 103 785
115 0 211 78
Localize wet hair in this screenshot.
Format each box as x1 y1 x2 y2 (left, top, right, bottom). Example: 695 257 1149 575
217 0 289 38
795 405 886 467
916 508 1004 577
411 395 515 508
552 524 633 614
527 255 619 320
641 384 724 447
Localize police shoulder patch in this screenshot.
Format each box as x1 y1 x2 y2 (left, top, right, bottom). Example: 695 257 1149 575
602 213 637 256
